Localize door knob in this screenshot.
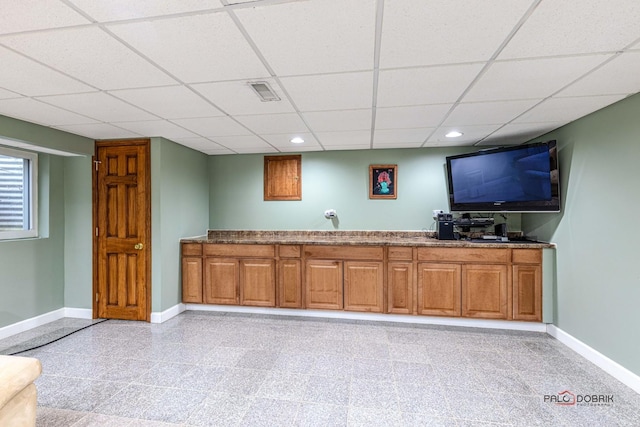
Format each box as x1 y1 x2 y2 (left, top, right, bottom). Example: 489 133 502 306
134 243 144 250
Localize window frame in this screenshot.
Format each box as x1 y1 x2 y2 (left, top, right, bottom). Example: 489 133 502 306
0 146 38 240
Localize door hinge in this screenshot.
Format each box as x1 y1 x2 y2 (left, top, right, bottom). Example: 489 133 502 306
94 160 101 171
95 227 99 237
95 293 99 303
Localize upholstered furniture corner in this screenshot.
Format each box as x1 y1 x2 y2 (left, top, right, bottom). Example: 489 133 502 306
0 355 42 427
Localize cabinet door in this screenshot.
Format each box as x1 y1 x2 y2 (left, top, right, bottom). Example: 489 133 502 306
204 258 239 305
305 260 343 310
279 259 302 308
388 262 413 314
344 261 384 313
182 257 203 303
513 264 542 321
417 263 461 316
240 259 276 307
462 264 508 319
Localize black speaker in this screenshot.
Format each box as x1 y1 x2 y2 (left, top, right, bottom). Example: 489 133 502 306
437 221 455 240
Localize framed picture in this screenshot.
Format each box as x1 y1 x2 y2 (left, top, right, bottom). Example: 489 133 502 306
369 164 397 199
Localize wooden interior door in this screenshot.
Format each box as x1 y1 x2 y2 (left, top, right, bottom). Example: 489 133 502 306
94 139 151 321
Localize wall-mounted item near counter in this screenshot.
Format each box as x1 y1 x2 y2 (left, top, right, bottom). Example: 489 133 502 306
369 164 397 199
264 154 302 201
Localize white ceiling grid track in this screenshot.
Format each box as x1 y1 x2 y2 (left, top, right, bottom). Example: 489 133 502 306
0 0 638 154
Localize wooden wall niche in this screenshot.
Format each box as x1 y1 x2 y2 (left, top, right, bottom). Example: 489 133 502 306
264 155 302 201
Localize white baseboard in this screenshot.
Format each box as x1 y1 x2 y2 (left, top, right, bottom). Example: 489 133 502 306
150 303 186 324
183 304 548 332
547 324 640 394
64 308 93 319
0 308 65 340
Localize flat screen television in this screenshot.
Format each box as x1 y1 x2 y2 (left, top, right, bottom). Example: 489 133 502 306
445 140 560 212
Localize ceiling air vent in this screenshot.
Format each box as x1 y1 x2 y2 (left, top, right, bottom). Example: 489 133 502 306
249 81 281 102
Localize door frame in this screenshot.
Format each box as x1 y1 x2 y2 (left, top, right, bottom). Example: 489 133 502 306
92 138 152 321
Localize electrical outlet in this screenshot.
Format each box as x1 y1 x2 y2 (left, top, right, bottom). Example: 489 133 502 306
432 209 444 220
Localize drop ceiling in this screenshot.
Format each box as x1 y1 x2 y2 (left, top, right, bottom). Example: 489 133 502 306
0 0 639 155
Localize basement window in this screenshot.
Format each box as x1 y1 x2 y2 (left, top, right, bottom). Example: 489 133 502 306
0 147 38 240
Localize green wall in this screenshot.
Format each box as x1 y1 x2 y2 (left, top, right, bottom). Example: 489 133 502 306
523 92 640 377
151 137 209 312
0 154 66 327
62 156 93 309
209 148 521 231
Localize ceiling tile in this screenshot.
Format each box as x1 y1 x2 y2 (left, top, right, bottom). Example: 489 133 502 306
0 98 99 126
261 132 321 149
192 79 296 115
280 72 374 112
377 64 483 107
427 125 501 145
0 46 94 96
477 123 563 146
0 0 89 35
109 85 223 119
513 95 626 124
112 120 198 139
209 135 274 151
303 110 372 132
558 51 640 97
375 104 451 129
54 123 142 139
1 27 176 90
464 55 610 102
316 130 371 147
499 0 640 59
373 128 432 145
171 116 252 137
321 145 370 151
235 0 376 75
380 0 532 68
0 88 22 99
373 141 423 149
168 137 232 154
234 113 309 135
108 13 270 83
443 99 540 126
38 92 158 122
67 0 224 21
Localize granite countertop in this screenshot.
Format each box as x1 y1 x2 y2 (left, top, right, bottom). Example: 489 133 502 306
180 230 554 249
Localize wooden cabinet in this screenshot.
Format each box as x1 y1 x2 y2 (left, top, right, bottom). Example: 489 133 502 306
240 259 275 307
417 263 461 316
204 258 238 305
305 260 343 310
512 249 542 321
279 259 302 308
264 155 302 201
344 261 384 312
181 240 544 323
461 264 508 319
182 257 203 303
388 262 413 314
181 243 203 303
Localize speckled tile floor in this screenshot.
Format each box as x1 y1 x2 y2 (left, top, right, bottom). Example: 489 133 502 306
1 312 639 427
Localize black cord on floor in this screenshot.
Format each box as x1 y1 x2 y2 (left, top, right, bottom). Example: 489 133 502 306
8 319 110 356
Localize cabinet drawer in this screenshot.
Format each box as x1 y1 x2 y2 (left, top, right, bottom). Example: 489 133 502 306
417 247 510 263
304 245 384 260
279 245 301 258
204 244 275 258
512 249 542 264
388 246 413 260
182 243 203 256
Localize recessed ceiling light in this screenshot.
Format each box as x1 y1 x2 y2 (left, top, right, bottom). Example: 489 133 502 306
445 131 463 138
290 137 305 144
